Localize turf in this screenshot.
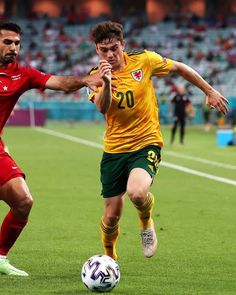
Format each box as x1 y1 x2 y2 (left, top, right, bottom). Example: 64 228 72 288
0 123 235 294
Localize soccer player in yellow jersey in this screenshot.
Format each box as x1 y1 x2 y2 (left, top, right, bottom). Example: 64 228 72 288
89 21 228 260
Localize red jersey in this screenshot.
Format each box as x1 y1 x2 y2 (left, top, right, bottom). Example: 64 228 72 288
0 62 51 134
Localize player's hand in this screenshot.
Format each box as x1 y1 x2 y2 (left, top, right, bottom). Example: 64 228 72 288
98 60 118 90
99 60 112 83
205 89 229 115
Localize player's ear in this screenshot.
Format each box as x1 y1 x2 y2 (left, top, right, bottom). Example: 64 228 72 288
121 40 126 50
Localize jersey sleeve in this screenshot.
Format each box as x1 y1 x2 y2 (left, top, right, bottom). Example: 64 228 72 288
24 67 51 90
145 50 174 77
88 88 97 102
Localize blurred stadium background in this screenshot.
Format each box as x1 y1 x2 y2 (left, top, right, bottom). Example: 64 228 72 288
1 0 236 131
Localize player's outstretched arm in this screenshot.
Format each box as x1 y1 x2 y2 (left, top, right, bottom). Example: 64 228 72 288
45 72 102 93
171 61 229 114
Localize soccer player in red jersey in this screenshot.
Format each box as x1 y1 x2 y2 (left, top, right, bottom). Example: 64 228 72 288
0 22 102 276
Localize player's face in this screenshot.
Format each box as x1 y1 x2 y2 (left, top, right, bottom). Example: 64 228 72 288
96 38 125 71
0 29 21 67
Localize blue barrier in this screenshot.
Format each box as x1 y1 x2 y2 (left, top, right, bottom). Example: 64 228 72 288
216 129 233 147
19 101 104 121
18 97 236 123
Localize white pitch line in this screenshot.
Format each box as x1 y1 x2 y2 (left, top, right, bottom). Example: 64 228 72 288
161 161 236 186
35 127 236 186
36 127 103 149
164 151 236 170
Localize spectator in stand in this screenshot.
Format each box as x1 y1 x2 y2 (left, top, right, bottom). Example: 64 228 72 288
66 5 78 25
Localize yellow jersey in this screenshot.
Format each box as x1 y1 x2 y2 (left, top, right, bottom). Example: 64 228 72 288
89 50 174 153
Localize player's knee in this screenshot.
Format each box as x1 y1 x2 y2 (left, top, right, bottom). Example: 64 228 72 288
104 213 120 227
127 187 147 205
13 193 33 216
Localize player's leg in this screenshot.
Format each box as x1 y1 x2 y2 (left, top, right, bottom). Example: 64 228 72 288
127 168 157 258
0 176 33 276
127 168 153 228
170 118 178 144
100 151 127 260
127 145 161 257
101 194 125 260
180 117 185 144
127 168 154 226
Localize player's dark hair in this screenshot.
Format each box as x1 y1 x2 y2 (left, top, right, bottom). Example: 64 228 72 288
90 21 123 44
0 22 22 35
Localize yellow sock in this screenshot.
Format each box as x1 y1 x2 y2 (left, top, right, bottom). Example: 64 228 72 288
100 218 119 260
134 192 154 230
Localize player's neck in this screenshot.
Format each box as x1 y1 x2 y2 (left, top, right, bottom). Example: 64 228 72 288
0 62 9 69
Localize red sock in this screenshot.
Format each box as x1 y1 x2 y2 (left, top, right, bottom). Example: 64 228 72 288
0 210 28 256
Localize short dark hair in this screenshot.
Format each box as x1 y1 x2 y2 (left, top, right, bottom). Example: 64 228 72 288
0 22 22 35
90 21 123 44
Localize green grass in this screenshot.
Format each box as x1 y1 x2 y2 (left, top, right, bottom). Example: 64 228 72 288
1 123 236 294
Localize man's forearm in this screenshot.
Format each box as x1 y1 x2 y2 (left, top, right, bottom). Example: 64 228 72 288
172 60 228 114
95 82 112 114
45 74 100 92
173 61 213 95
45 75 86 92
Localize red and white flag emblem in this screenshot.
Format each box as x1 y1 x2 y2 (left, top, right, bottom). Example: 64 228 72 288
131 69 143 82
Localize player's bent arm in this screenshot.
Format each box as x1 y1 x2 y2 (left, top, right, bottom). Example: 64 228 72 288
45 73 101 93
93 77 112 114
171 61 229 114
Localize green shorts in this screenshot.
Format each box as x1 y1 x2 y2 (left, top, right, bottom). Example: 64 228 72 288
100 145 161 198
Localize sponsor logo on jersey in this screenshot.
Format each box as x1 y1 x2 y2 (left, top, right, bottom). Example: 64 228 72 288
11 74 21 80
131 69 143 82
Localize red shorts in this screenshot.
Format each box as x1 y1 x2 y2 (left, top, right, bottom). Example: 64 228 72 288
0 139 25 186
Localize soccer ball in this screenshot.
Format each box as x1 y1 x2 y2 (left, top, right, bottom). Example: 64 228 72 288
81 254 120 292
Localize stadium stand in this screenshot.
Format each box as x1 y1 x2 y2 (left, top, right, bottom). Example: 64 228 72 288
9 15 236 125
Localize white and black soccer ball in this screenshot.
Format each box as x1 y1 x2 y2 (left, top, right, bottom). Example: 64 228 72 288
81 254 120 292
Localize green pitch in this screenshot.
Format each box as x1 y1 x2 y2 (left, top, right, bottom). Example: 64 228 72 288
1 123 236 295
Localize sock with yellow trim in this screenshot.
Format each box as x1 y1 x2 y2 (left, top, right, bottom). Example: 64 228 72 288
100 218 119 260
134 192 155 230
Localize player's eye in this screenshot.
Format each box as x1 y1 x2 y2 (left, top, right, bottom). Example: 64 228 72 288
3 40 13 45
3 39 20 46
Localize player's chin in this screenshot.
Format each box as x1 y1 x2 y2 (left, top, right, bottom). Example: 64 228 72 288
4 56 16 63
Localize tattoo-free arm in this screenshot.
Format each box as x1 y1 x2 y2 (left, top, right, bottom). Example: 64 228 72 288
45 73 102 92
93 75 112 114
171 61 229 114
